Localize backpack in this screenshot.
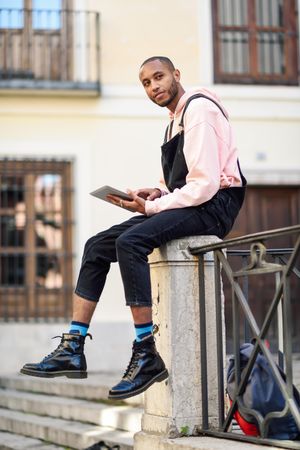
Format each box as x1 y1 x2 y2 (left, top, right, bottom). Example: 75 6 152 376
227 343 300 440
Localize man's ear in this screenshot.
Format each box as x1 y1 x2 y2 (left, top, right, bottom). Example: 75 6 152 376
173 69 181 82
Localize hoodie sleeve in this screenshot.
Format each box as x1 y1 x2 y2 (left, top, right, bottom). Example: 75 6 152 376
145 99 225 216
157 171 169 195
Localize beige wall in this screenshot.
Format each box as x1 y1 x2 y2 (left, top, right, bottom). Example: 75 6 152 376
85 0 201 85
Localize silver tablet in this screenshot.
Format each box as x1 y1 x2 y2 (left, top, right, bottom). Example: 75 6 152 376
90 185 132 202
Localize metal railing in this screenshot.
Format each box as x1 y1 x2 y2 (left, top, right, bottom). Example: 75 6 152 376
0 8 100 92
190 225 300 449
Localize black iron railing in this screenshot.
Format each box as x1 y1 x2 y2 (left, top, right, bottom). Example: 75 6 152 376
0 8 100 92
190 225 300 449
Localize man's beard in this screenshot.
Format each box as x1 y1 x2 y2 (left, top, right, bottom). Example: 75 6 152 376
152 79 178 107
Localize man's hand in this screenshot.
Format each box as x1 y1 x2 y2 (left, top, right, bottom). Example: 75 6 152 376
107 188 161 214
106 190 146 214
133 188 162 201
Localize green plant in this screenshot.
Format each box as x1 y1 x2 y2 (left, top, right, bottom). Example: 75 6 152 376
180 425 189 436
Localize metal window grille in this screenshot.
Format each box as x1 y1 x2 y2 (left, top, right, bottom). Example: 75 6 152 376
0 158 74 321
212 0 299 85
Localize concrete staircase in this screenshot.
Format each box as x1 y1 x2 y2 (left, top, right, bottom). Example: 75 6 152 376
0 372 143 450
1 366 298 450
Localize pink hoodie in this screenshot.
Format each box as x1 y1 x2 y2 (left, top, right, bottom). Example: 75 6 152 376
145 88 242 216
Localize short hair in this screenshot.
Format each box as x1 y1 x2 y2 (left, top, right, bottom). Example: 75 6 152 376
140 56 175 71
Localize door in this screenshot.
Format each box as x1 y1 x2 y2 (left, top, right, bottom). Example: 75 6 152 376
225 186 300 351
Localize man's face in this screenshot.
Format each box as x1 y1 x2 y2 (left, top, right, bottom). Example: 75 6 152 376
139 60 180 109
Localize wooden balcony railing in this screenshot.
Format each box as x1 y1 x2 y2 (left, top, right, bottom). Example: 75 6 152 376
0 8 100 93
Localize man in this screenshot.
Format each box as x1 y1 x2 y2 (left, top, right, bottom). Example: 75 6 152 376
21 56 246 400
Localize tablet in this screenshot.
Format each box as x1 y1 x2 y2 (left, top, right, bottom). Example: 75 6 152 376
90 185 132 202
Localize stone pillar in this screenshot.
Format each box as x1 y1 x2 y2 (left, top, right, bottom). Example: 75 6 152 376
134 236 224 448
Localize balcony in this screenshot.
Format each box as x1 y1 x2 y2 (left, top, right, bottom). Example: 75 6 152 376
0 8 100 94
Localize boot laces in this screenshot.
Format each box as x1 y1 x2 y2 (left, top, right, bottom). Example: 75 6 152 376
123 347 142 378
43 333 92 360
43 336 64 360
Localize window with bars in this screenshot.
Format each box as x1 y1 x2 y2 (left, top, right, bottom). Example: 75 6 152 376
212 0 299 84
0 159 73 321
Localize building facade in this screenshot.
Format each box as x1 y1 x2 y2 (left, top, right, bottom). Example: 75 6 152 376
0 0 299 371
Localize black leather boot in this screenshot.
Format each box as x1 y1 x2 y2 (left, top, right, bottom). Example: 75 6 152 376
108 336 168 400
20 333 92 379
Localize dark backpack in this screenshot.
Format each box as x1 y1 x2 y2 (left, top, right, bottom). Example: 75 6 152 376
227 343 300 440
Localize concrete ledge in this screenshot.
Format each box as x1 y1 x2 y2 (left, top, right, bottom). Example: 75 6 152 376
140 236 224 440
134 431 287 450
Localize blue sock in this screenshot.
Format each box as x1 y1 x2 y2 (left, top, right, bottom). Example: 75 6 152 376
135 321 153 342
69 321 89 336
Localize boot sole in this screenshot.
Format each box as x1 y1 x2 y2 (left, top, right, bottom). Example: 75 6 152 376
20 368 87 379
108 368 169 400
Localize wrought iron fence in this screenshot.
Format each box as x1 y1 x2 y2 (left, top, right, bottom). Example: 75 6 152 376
190 225 300 449
0 8 100 92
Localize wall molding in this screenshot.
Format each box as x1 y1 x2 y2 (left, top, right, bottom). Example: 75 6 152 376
244 169 300 185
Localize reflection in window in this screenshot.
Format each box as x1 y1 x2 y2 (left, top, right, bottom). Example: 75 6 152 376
0 172 63 288
34 174 62 288
0 213 25 247
0 176 25 247
0 255 24 285
32 0 61 30
0 0 23 29
36 254 62 288
0 176 24 208
35 174 62 250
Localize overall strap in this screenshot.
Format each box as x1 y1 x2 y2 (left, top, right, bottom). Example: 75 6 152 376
179 93 228 128
163 126 169 143
163 119 174 144
178 93 246 186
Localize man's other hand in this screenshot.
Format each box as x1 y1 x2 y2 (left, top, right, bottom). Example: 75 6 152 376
134 188 161 201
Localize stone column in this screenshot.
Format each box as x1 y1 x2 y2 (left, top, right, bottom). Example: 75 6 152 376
134 236 224 448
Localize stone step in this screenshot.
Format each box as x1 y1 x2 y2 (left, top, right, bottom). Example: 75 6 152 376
0 431 65 450
0 373 143 406
0 408 133 450
0 388 142 433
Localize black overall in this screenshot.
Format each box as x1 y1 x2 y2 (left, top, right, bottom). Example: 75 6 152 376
75 94 247 306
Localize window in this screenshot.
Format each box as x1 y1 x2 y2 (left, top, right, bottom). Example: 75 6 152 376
212 0 299 84
0 0 23 28
32 0 62 30
0 159 73 321
0 0 72 81
0 0 61 29
0 0 100 90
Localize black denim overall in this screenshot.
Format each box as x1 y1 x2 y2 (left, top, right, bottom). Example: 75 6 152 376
75 94 247 307
161 93 247 237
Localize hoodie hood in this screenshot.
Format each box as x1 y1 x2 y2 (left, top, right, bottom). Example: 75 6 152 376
169 88 229 120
